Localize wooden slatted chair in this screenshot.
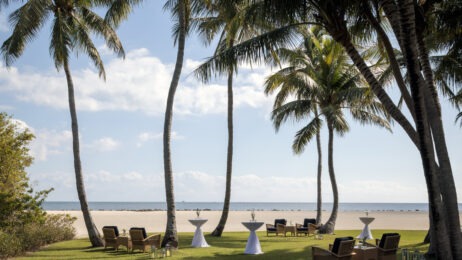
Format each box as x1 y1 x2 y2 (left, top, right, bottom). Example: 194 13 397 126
129 227 161 252
265 219 286 236
312 236 356 259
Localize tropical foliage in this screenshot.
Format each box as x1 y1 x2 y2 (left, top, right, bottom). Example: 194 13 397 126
0 113 76 258
265 27 390 233
1 0 125 247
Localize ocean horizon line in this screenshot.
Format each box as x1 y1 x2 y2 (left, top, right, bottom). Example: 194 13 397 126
42 201 462 212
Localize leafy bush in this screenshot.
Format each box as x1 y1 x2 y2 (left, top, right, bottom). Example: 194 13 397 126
0 214 76 259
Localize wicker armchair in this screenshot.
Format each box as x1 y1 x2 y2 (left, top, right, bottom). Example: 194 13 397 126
102 226 123 250
296 218 318 236
129 227 162 252
266 219 286 236
312 236 356 260
365 233 400 260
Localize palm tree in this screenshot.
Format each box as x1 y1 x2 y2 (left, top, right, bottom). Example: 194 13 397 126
159 0 190 246
1 0 124 247
265 27 390 233
200 1 461 256
194 0 262 237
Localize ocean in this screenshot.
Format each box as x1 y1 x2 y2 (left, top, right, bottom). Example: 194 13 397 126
42 201 462 212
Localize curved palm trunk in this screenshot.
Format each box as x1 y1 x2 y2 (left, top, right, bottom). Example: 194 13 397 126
315 109 322 225
416 25 462 257
211 69 234 237
63 61 103 247
162 0 186 247
397 0 452 258
318 122 337 234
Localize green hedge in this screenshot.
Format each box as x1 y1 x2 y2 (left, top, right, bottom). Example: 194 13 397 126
0 214 76 259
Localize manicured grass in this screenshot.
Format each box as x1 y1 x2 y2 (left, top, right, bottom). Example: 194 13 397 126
18 230 428 259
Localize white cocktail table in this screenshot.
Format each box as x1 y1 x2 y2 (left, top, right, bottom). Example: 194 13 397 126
242 221 264 254
357 217 375 241
189 218 210 247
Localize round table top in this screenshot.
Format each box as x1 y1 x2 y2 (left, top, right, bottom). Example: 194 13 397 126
189 218 208 226
242 221 264 231
359 217 375 225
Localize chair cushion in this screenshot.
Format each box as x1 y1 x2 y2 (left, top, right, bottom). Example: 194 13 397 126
332 236 354 255
379 233 400 248
130 227 147 239
303 218 316 227
274 219 287 226
297 227 308 232
267 227 277 231
103 226 119 237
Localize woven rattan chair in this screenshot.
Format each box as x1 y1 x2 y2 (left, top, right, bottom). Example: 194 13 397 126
312 236 356 260
296 218 318 236
102 226 123 250
366 233 400 260
129 227 161 252
266 219 286 236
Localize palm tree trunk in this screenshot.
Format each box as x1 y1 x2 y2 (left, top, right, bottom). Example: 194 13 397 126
415 14 462 258
314 108 322 225
211 69 234 237
162 0 186 247
318 122 337 234
397 0 452 258
420 2 461 254
63 60 103 247
363 5 416 121
330 28 419 148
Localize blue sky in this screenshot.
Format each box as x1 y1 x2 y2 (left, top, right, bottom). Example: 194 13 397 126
0 1 460 203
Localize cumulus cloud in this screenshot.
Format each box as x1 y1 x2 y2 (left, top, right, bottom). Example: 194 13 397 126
0 49 273 116
29 168 439 202
136 131 184 147
88 137 120 152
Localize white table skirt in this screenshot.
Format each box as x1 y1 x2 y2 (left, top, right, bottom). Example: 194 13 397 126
357 217 374 240
189 219 210 248
242 222 264 254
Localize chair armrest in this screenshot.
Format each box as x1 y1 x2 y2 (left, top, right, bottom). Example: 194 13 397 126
295 223 302 228
375 238 380 245
332 251 356 258
266 224 275 229
145 234 161 248
328 244 333 251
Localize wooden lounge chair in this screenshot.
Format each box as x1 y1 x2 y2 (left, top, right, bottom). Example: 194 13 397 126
129 227 161 252
102 226 125 251
266 219 286 236
312 236 356 260
366 233 400 260
296 218 318 236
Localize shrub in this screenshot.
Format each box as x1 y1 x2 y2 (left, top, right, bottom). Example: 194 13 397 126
0 214 76 258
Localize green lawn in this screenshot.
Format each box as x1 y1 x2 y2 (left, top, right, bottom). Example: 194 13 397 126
18 230 428 259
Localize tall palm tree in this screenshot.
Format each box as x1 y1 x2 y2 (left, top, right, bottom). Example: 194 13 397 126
1 0 124 247
199 1 461 256
194 0 261 237
160 0 190 246
265 27 390 233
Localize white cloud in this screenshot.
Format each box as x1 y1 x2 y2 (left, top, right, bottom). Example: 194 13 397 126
0 105 14 111
30 130 72 161
5 119 72 161
88 137 120 152
136 131 184 147
0 49 273 116
29 169 445 203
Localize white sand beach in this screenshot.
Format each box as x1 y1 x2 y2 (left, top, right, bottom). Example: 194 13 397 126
48 210 437 238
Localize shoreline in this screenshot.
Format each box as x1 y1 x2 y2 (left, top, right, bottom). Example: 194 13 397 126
47 210 442 238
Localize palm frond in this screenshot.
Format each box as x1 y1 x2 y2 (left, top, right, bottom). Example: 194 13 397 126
1 0 51 66
271 99 313 131
80 7 125 58
194 23 306 82
292 117 322 154
49 6 71 70
99 0 143 27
